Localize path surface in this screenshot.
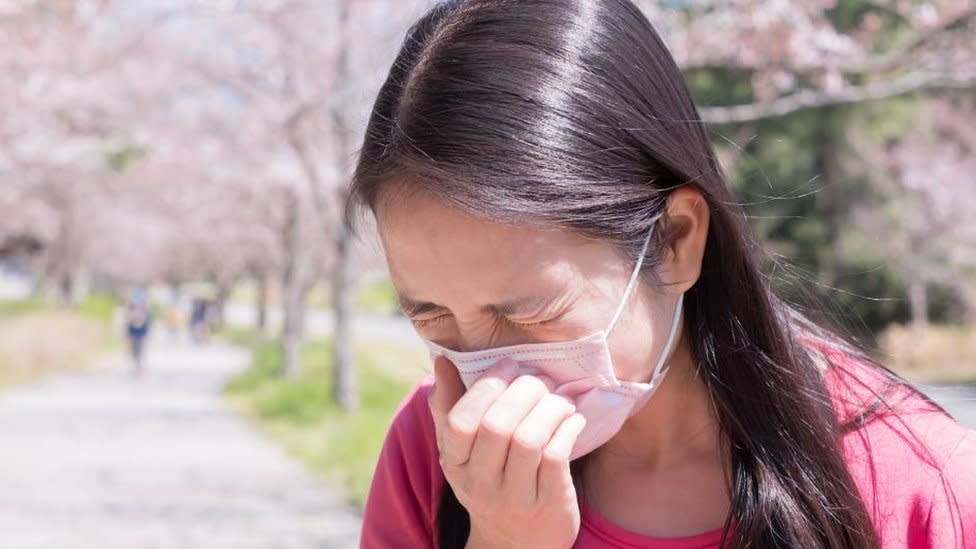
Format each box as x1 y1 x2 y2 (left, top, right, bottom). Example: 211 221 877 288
919 383 976 429
0 339 362 549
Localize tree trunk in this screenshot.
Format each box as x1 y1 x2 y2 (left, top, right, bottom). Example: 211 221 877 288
959 284 976 324
32 269 49 300
214 279 230 330
331 209 357 411
68 265 90 306
57 271 72 306
908 276 928 331
329 0 358 412
256 272 269 335
814 106 842 287
281 190 311 378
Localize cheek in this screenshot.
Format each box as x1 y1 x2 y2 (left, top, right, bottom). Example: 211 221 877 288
609 325 657 381
607 298 668 382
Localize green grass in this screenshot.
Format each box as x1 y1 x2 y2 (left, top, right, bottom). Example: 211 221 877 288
0 298 45 316
1 294 117 324
76 294 118 325
356 277 400 316
222 329 417 507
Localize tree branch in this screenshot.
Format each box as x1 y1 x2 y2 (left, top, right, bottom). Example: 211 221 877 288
680 6 976 77
844 6 976 74
699 71 976 124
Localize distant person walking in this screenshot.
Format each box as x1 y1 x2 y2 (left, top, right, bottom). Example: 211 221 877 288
125 288 153 377
164 299 186 343
189 297 211 344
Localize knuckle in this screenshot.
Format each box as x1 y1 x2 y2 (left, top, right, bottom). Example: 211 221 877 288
512 373 548 394
479 413 511 439
473 375 507 393
542 393 575 415
446 410 476 437
542 444 570 465
511 428 543 454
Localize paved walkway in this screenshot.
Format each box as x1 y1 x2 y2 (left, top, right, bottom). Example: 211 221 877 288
0 339 362 549
919 383 976 429
1 318 971 549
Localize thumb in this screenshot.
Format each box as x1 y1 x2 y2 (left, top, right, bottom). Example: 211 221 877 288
428 355 466 417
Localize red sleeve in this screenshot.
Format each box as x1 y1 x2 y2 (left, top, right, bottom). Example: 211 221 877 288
360 376 443 549
820 350 976 548
917 429 976 548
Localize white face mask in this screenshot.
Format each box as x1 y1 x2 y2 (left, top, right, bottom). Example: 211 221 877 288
421 220 685 460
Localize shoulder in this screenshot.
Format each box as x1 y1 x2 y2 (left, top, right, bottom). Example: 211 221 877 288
361 375 443 548
387 374 438 441
927 429 976 547
818 347 976 547
373 373 440 481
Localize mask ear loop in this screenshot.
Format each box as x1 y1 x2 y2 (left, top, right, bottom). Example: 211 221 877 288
650 292 684 381
605 214 662 335
603 214 685 383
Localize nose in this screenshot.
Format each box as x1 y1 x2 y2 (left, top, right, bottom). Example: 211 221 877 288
451 322 523 353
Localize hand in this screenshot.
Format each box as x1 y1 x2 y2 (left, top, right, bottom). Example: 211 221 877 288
427 356 586 549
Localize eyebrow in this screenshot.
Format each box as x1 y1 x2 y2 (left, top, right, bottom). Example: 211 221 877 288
397 293 562 318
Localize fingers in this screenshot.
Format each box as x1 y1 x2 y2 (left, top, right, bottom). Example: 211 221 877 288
428 356 467 457
428 355 466 417
502 392 576 504
434 358 519 467
536 413 586 504
466 374 555 489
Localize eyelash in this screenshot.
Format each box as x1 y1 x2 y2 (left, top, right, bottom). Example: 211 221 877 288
411 312 561 329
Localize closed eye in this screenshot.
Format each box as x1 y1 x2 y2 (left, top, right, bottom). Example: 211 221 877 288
409 315 451 328
411 308 571 329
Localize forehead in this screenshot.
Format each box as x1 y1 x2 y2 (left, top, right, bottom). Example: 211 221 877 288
374 185 624 303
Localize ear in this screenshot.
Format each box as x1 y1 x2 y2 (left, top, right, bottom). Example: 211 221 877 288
659 185 710 293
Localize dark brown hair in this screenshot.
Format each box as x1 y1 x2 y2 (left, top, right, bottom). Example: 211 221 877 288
345 1 941 547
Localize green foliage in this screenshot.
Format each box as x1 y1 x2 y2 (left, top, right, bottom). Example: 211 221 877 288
685 67 754 107
2 295 116 326
0 298 45 316
105 146 145 173
301 277 401 316
690 68 929 337
223 330 414 507
356 276 400 315
223 333 284 393
673 0 964 339
76 294 117 325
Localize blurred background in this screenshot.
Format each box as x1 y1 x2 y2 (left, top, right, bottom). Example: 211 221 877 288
0 1 973 547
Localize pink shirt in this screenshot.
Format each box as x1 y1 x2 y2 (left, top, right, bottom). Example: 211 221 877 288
360 352 976 548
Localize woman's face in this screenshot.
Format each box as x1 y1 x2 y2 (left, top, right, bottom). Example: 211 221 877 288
375 185 683 385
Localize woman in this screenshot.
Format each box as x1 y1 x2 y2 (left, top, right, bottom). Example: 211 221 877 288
348 1 976 547
125 287 153 377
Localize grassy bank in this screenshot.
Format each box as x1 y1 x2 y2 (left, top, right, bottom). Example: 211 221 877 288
221 329 428 507
879 323 976 384
0 295 120 389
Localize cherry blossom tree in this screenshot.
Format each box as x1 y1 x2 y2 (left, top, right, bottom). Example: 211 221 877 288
2 0 973 409
631 0 976 122
847 94 976 325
